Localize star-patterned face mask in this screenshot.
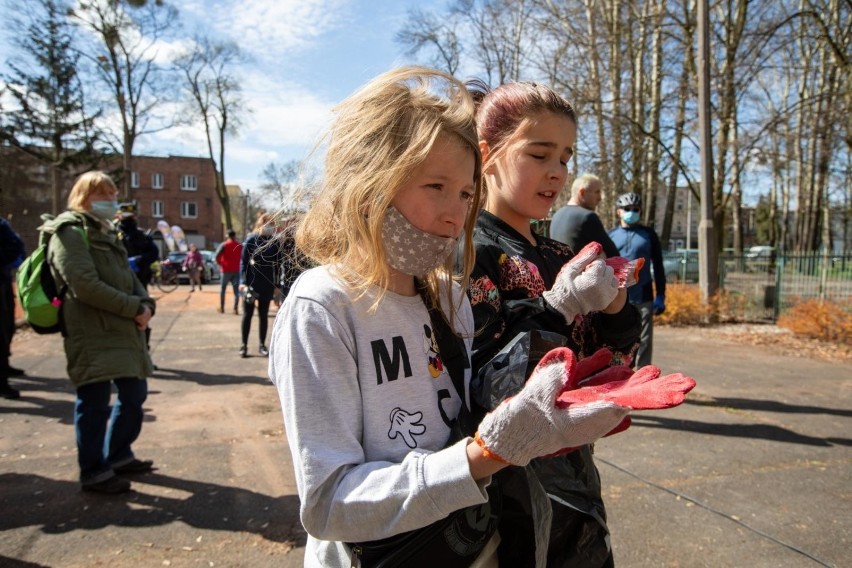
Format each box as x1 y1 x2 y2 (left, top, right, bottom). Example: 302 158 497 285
381 206 457 277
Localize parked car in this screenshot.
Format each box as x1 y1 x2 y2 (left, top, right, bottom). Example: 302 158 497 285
661 249 699 283
163 250 221 284
200 250 221 282
745 245 775 259
745 245 776 273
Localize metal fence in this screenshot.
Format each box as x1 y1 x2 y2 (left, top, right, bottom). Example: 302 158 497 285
661 251 852 322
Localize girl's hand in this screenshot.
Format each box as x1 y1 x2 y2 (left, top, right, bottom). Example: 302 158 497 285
474 347 629 466
542 242 619 322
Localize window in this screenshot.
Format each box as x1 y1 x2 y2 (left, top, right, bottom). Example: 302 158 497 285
152 173 164 189
180 175 198 191
181 202 198 218
152 200 164 218
131 171 140 188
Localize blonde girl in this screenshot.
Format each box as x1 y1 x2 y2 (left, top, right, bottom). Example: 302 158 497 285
269 68 665 568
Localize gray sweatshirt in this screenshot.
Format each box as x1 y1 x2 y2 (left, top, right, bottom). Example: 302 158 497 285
269 266 491 567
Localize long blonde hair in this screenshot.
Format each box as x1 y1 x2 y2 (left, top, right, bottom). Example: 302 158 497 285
297 66 482 318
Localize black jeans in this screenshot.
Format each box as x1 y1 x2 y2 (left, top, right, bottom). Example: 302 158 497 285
241 295 271 346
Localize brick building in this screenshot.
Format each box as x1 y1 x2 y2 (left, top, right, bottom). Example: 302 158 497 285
0 144 79 253
127 155 223 252
0 147 224 255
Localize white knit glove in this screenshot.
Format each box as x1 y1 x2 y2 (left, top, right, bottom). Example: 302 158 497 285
475 347 630 466
542 242 619 323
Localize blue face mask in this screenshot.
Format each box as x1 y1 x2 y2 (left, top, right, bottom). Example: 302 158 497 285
90 200 119 220
621 211 640 225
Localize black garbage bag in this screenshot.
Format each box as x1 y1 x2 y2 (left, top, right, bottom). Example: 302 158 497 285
471 329 570 412
472 329 612 568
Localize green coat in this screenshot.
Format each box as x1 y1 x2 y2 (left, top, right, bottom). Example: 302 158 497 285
43 211 156 387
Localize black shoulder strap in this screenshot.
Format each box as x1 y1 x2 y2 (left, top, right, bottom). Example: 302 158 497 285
416 281 477 437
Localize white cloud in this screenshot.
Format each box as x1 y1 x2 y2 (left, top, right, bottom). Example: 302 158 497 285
180 0 348 62
149 37 196 65
226 77 334 188
240 70 333 148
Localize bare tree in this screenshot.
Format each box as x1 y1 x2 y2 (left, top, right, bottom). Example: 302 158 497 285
69 0 178 198
394 0 851 251
257 160 301 212
661 0 698 248
175 36 248 232
452 0 534 84
396 8 463 74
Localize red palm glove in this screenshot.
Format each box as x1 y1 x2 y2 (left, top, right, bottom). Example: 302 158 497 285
605 256 645 288
558 348 696 410
543 349 694 458
475 348 631 466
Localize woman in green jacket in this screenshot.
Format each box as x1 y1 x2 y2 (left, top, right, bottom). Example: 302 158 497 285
46 171 156 494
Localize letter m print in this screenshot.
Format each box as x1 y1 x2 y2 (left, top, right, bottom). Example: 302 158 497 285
371 336 412 385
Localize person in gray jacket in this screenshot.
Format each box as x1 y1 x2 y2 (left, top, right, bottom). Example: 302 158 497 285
549 173 619 258
46 171 156 495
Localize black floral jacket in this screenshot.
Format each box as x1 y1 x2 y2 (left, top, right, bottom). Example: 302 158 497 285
465 210 642 567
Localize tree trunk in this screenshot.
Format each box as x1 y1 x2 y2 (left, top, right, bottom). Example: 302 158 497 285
581 0 612 209
644 0 664 228
629 0 650 202
218 123 232 232
730 117 743 253
662 0 695 248
607 0 625 196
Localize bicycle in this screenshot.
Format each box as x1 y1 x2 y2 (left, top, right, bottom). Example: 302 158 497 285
151 260 179 293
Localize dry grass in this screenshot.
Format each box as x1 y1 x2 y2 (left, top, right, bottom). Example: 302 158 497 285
657 285 852 363
776 298 852 345
655 283 745 326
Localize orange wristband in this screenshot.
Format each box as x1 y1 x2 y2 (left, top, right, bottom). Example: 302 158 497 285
474 432 511 465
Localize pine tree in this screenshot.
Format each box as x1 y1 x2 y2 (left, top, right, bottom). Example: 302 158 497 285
0 0 101 214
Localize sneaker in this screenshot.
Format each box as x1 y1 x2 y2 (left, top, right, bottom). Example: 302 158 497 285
113 458 155 474
239 345 248 358
259 345 269 357
82 476 131 494
217 306 224 313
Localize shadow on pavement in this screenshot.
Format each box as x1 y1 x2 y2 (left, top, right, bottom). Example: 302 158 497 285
0 557 52 568
0 395 74 424
686 396 852 417
632 414 852 447
0 472 306 546
151 367 271 387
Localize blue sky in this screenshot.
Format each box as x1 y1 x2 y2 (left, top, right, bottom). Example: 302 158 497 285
157 0 429 192
1 0 441 194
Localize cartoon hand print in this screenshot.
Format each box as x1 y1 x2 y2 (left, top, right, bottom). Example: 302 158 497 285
388 407 426 448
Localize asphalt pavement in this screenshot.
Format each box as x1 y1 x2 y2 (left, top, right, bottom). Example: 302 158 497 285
1 286 849 568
